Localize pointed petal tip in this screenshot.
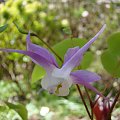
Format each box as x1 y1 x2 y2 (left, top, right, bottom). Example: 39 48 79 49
100 24 106 32
26 31 31 43
103 24 106 28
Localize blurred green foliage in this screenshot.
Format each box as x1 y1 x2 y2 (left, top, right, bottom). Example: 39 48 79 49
0 24 8 33
0 0 120 120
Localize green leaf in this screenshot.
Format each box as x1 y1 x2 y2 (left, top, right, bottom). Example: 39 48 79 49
53 38 86 65
0 24 8 33
13 21 27 34
6 102 28 120
80 51 93 69
101 50 120 77
31 65 46 83
108 32 120 55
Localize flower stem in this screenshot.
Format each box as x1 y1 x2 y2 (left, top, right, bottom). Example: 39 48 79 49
13 21 63 63
76 84 92 119
108 88 120 119
84 87 93 120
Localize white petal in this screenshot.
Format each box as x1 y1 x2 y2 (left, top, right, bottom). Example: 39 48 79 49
56 81 70 96
41 73 60 90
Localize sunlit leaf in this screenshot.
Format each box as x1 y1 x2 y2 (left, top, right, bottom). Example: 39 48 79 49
6 102 28 120
80 51 93 69
31 65 46 83
0 24 8 33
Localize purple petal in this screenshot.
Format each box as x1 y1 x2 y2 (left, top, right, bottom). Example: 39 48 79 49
61 24 106 73
0 49 53 71
26 33 58 67
71 74 103 97
71 70 101 83
64 47 80 66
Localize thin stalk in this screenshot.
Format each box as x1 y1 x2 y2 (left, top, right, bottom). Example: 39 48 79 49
84 87 93 106
13 21 63 63
84 87 93 120
76 84 92 119
108 89 120 119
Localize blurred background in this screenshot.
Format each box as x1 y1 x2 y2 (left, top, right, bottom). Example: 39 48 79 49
0 0 120 120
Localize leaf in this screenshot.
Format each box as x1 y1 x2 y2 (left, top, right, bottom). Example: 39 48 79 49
6 102 28 120
0 24 8 33
80 51 93 69
101 50 120 77
31 65 46 83
53 38 86 65
13 21 27 34
107 32 120 55
31 38 93 83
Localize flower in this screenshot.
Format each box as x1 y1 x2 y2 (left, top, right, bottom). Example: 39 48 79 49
0 24 106 96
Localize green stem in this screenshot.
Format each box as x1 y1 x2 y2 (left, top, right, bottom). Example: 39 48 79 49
13 21 63 63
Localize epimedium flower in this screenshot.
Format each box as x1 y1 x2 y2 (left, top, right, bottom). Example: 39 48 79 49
0 24 106 96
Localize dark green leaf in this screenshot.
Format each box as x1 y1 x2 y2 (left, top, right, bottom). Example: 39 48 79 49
6 102 28 120
101 50 120 77
53 38 86 65
107 32 120 55
0 24 8 33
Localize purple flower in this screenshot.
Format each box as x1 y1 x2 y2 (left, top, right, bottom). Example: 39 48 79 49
0 25 106 96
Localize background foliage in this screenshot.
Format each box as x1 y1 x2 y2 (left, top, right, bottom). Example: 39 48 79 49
0 0 120 120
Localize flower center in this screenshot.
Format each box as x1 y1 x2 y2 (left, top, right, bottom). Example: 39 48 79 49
55 83 62 94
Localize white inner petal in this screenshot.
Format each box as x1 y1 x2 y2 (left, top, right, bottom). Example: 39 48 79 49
41 67 72 96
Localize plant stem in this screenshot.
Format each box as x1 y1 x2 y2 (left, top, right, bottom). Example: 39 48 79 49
108 89 120 119
13 21 63 63
84 87 93 120
76 84 92 119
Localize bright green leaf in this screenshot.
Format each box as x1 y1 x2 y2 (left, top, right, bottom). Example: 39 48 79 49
6 102 28 120
31 65 46 83
101 50 120 77
0 24 8 33
80 51 93 69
